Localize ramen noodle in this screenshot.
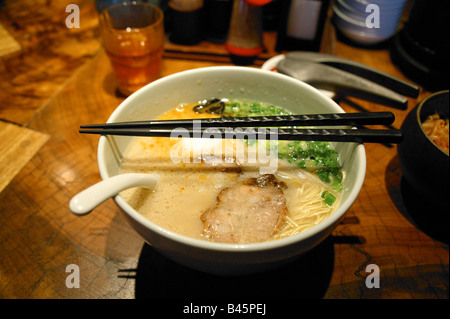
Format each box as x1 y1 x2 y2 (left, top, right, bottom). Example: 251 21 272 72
119 99 344 243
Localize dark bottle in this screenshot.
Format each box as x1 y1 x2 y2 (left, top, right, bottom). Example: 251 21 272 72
203 0 233 43
275 0 330 52
169 0 204 45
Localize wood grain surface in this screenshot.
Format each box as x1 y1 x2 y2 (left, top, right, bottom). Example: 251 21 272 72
0 22 21 57
0 0 447 300
0 121 49 193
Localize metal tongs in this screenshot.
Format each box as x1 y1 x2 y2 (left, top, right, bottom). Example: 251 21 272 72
276 52 420 110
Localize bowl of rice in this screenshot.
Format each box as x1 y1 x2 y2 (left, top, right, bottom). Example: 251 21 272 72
398 90 449 210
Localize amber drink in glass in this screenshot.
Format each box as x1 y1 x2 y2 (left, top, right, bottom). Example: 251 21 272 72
99 2 164 96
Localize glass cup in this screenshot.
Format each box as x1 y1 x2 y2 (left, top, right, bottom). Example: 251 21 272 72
99 2 164 96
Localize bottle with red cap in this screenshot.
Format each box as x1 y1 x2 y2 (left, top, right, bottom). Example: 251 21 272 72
225 0 272 65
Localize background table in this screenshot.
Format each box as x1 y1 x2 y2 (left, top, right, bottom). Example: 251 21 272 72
0 0 447 299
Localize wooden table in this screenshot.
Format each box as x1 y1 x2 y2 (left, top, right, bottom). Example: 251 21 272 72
0 0 448 301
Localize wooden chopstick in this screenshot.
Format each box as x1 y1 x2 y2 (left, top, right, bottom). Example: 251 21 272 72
79 127 403 144
80 112 395 129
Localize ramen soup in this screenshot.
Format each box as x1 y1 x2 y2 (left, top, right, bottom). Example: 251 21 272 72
119 99 344 244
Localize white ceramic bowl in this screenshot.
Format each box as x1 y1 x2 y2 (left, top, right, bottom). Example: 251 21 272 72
97 66 366 275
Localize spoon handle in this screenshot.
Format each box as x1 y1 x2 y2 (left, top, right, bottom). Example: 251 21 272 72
69 173 159 215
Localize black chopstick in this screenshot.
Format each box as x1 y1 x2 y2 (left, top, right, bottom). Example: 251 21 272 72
80 112 395 129
79 127 403 144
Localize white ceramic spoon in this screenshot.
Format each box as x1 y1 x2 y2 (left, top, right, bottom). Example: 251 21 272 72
69 173 159 215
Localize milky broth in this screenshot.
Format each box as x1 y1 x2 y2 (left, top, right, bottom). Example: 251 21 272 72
118 104 238 238
119 102 340 241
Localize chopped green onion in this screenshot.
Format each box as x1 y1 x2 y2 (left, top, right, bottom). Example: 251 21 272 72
221 99 343 190
321 191 337 207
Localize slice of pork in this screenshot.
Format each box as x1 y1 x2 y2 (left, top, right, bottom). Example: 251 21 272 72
200 174 288 244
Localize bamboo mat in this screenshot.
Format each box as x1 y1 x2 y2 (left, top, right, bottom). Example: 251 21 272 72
0 121 49 193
